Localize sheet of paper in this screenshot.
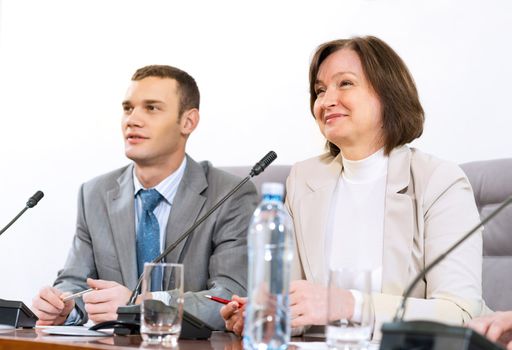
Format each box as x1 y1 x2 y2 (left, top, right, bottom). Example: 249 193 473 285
41 326 111 337
0 325 15 330
289 342 328 350
290 341 379 349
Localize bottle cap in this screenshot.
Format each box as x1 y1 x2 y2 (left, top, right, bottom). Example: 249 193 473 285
261 182 284 197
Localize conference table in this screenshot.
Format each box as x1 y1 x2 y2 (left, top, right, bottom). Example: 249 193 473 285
0 328 321 350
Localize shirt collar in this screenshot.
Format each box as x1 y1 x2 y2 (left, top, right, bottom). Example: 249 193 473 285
341 148 388 184
132 157 188 205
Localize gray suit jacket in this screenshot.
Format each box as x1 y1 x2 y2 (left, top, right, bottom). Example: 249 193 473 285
54 155 258 329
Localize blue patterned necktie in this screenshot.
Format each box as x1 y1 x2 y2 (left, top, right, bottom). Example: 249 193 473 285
136 189 163 279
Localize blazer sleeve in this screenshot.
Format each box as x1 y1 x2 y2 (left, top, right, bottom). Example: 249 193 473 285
181 180 259 330
53 184 97 324
371 162 488 340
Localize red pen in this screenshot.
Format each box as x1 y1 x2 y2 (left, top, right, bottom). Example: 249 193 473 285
204 294 244 306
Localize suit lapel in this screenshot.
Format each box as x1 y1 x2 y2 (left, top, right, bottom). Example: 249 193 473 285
107 165 138 289
381 146 414 295
299 155 342 284
163 155 207 264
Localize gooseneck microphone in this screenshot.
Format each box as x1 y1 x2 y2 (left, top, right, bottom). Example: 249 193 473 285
250 151 277 177
126 151 277 305
0 190 44 328
380 195 512 350
26 191 44 208
0 191 44 237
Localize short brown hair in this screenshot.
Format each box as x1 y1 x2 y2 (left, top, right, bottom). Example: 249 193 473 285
132 65 200 118
309 36 424 156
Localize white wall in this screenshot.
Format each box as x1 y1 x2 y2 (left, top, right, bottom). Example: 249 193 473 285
0 0 511 306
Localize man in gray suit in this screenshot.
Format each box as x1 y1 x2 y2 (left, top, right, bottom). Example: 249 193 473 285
31 65 258 329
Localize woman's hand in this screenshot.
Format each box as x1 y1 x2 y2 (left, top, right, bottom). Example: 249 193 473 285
468 311 512 349
220 295 246 336
289 280 354 328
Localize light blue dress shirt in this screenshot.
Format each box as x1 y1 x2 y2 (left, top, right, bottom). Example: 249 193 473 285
133 157 187 252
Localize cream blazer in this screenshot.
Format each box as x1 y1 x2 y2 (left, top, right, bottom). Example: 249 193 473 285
285 146 488 338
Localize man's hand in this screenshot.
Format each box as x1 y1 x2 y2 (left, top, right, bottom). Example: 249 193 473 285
82 278 132 324
220 295 246 336
32 286 75 326
289 280 354 328
468 311 512 349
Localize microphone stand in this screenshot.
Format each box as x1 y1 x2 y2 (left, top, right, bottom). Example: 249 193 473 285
380 196 512 350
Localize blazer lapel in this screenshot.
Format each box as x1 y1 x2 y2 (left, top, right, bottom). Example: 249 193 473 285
299 155 342 284
163 155 207 264
381 146 414 295
107 165 138 289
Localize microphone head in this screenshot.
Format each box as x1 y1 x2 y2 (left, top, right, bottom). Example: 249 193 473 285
250 151 277 177
26 191 44 208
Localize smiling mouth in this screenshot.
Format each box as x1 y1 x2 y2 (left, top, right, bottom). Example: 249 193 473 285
324 113 347 123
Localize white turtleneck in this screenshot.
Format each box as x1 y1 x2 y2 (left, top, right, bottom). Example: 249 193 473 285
326 148 388 320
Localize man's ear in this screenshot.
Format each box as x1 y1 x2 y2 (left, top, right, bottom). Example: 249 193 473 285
180 108 199 136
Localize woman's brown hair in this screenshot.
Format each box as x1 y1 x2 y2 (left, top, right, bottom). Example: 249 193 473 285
309 36 424 156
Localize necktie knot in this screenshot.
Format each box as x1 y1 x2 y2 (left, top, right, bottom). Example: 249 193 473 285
139 189 162 212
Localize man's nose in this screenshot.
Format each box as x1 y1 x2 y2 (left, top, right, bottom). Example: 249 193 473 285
124 108 144 127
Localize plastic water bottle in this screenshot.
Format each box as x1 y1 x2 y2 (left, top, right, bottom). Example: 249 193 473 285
244 182 293 350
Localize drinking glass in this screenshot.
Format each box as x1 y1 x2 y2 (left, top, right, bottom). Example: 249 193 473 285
326 268 374 350
140 263 184 347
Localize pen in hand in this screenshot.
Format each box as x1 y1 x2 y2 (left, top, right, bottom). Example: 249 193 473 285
61 288 95 302
204 294 245 306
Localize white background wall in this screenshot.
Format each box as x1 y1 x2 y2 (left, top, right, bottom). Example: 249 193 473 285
0 0 511 306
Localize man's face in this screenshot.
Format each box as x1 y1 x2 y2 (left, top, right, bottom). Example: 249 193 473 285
121 77 185 167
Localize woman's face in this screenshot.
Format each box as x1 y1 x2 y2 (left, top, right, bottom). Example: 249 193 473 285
313 48 384 155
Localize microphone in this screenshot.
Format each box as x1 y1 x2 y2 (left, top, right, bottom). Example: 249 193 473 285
0 191 45 236
380 195 512 350
250 151 277 176
26 191 44 208
0 191 44 328
91 151 278 338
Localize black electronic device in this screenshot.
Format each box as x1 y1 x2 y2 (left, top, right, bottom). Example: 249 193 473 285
92 151 278 339
0 191 44 329
381 320 504 350
0 299 39 328
90 304 214 340
380 196 512 350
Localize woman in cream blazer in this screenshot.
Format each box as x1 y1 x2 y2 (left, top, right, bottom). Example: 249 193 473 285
286 145 486 337
221 35 486 338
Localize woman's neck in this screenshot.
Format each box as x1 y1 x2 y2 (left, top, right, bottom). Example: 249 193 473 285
339 142 384 161
341 147 387 184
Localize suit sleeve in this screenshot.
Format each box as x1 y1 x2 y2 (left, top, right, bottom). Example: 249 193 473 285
181 180 259 330
371 163 488 340
52 184 97 324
